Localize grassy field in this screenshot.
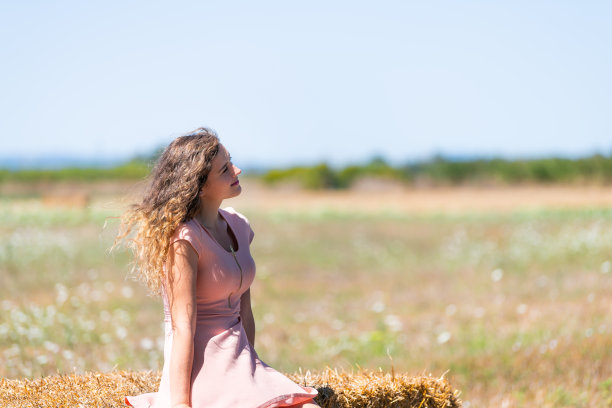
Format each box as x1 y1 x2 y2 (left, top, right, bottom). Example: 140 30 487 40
1 181 611 407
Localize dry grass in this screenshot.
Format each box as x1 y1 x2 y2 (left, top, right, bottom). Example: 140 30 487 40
0 370 461 408
225 180 612 215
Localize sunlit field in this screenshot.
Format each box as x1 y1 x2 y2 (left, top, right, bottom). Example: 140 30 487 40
1 180 611 407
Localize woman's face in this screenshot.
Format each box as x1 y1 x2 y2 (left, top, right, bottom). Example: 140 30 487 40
200 144 242 200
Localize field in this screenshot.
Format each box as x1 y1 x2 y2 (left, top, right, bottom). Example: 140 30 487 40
1 179 611 407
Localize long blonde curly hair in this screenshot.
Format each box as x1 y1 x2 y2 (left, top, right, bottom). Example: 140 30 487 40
114 127 220 295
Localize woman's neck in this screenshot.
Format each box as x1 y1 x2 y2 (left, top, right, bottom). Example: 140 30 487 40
195 199 223 230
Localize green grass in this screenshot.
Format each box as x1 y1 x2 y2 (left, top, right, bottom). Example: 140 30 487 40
1 198 611 407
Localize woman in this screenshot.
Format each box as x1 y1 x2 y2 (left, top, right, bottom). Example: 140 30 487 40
116 128 319 408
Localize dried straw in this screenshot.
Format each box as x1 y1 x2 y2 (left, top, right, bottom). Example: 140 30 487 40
0 369 461 407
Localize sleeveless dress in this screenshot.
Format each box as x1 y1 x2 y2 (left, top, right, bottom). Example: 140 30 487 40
125 207 318 408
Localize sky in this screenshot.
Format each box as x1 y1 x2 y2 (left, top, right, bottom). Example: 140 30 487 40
1 1 611 169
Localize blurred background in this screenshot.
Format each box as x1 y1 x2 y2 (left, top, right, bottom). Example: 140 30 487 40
1 2 611 407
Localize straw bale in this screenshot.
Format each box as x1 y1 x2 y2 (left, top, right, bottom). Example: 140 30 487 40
0 369 461 407
287 369 461 408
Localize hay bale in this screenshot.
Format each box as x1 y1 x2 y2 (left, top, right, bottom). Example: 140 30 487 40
0 371 158 408
287 370 462 408
0 370 461 408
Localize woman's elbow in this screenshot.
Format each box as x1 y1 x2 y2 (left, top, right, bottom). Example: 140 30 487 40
172 320 196 337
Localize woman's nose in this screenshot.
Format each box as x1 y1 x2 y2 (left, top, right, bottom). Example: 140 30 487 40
233 164 242 176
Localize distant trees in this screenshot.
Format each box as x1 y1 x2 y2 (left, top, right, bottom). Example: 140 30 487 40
0 159 151 183
2 153 612 189
261 154 612 189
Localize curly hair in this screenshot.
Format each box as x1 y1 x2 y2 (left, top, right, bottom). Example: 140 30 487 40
114 127 220 295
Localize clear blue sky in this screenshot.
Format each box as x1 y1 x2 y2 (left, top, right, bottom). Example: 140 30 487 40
1 1 611 169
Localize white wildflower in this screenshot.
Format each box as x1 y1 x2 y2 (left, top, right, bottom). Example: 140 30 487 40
121 286 134 298
140 338 154 350
43 341 60 353
371 301 385 313
437 331 451 344
491 268 504 282
116 326 128 339
383 314 403 332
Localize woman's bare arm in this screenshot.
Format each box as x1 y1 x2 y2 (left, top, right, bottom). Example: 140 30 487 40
166 240 198 408
240 288 255 347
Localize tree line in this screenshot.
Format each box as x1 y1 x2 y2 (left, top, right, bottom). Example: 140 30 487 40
2 154 612 189
261 154 612 189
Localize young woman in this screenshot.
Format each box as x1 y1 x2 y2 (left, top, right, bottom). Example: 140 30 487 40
116 128 319 408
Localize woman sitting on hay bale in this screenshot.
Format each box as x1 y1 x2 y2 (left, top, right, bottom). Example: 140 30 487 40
116 128 319 408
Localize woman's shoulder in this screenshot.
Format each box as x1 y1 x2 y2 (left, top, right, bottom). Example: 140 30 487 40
170 219 203 249
221 206 255 244
221 206 251 226
173 218 200 234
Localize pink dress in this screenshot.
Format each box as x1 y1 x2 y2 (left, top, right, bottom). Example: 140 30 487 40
125 207 317 408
